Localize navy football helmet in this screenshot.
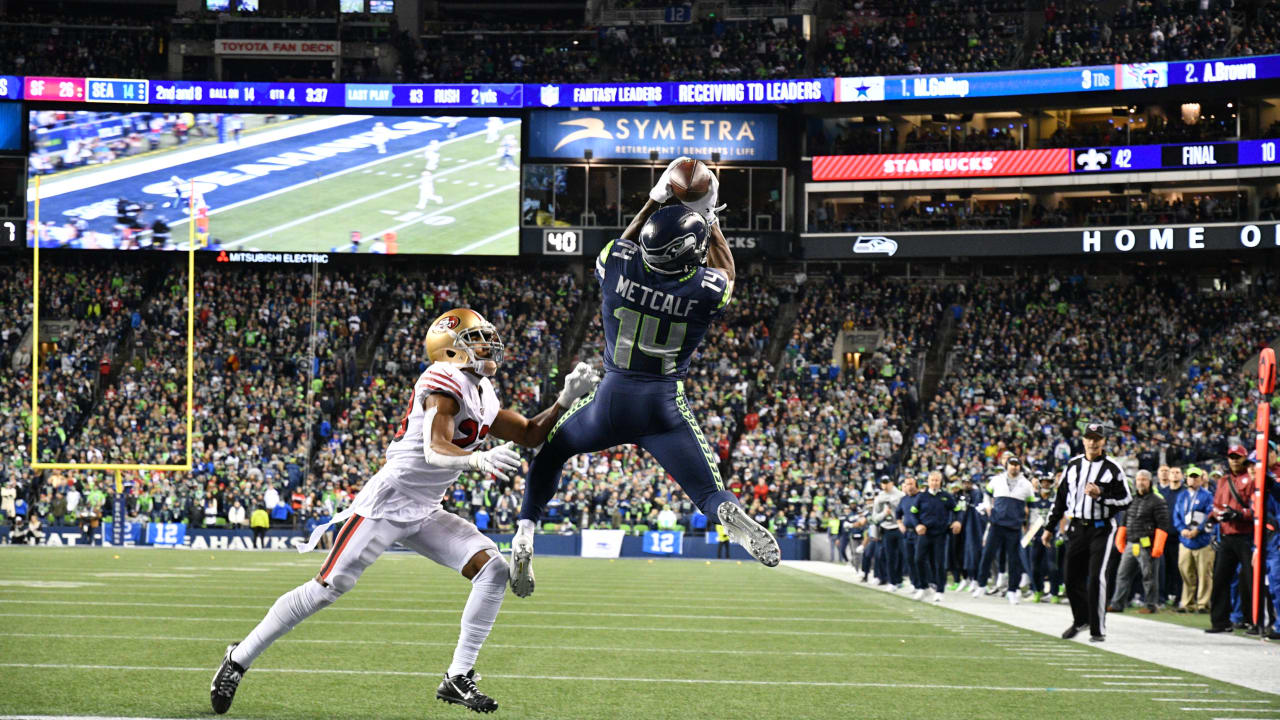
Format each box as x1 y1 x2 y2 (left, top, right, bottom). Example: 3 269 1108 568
637 205 710 275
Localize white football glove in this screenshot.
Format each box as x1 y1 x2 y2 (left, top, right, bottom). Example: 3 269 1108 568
648 156 693 204
679 171 727 226
557 361 600 409
466 442 523 482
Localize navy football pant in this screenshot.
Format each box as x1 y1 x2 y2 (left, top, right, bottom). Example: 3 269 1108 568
519 374 738 523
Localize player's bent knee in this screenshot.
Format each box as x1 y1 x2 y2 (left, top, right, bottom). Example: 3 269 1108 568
316 571 358 596
463 548 507 582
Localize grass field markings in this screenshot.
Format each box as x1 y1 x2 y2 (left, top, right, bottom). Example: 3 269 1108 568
0 598 939 624
366 183 517 239
0 632 1023 661
0 580 104 588
0 579 895 604
0 588 903 613
0 663 1220 693
1102 681 1211 687
451 227 518 255
229 177 516 250
1175 708 1280 713
166 119 518 235
0 612 947 637
0 716 207 720
1082 675 1188 680
1155 700 1277 704
376 171 386 175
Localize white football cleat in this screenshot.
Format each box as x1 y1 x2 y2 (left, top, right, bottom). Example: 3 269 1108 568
717 502 780 567
509 521 536 598
1006 591 1020 606
971 585 985 599
911 588 926 601
886 584 899 593
931 592 943 604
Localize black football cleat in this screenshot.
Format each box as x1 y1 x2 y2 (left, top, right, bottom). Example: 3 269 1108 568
210 643 247 715
1089 634 1105 643
1061 623 1088 639
437 669 498 713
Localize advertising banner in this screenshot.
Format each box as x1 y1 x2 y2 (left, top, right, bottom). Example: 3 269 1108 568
529 110 777 161
812 149 1071 181
642 530 684 555
214 39 341 57
801 221 1280 259
580 529 626 558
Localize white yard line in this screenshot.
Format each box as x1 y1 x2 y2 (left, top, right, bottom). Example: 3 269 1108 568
167 120 517 238
0 612 940 637
32 115 371 199
363 182 516 241
450 227 518 255
1155 700 1277 704
0 597 904 624
1177 709 1280 713
222 153 503 248
0 663 1214 693
0 632 1014 661
784 560 1280 697
0 716 207 720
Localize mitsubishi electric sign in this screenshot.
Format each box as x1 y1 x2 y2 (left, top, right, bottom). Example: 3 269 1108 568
528 110 777 161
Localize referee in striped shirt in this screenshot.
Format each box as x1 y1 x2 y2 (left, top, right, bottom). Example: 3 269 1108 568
1042 422 1133 641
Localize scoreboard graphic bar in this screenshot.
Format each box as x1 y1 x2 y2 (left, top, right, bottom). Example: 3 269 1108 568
9 53 1280 109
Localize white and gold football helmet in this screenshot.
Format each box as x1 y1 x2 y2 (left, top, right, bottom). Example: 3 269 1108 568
425 308 504 377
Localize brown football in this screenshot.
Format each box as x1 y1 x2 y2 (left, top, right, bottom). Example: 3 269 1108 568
668 158 713 203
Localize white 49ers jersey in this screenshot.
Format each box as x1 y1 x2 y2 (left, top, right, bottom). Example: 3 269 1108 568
379 361 501 507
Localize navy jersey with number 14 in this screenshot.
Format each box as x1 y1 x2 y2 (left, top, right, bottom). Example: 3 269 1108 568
596 238 732 380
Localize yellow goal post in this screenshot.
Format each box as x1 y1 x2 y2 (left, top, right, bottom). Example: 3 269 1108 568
29 177 197 491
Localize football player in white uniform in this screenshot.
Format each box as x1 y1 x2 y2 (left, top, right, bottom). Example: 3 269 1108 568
211 308 598 715
497 134 517 171
424 138 441 171
417 170 443 208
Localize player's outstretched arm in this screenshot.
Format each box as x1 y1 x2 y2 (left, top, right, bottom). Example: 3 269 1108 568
621 198 662 242
490 362 599 448
705 220 736 285
422 394 522 480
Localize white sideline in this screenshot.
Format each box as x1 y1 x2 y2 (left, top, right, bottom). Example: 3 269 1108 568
0 663 1219 693
783 560 1280 696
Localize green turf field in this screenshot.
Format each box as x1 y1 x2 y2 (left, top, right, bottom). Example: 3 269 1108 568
178 125 519 256
0 547 1274 719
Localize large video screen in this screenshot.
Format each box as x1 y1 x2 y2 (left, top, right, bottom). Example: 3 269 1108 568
28 111 520 255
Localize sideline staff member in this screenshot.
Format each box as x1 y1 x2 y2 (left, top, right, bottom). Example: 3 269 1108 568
1042 422 1132 642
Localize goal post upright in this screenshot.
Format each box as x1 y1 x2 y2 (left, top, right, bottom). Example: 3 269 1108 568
29 174 197 493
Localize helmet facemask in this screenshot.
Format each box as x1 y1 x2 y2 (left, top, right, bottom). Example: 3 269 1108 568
448 323 505 377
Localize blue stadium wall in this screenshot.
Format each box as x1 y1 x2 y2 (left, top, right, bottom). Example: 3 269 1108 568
0 526 810 560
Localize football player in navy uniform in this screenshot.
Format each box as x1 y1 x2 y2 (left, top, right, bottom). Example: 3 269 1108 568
509 158 780 597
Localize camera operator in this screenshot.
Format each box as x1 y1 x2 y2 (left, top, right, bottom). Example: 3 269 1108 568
1204 446 1258 635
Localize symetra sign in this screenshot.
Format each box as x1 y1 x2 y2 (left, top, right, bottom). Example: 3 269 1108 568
529 110 777 161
